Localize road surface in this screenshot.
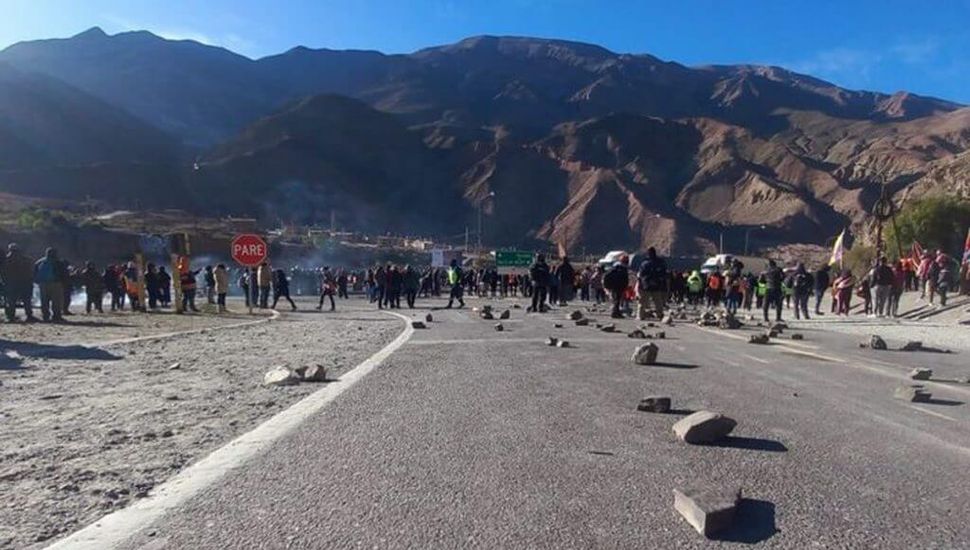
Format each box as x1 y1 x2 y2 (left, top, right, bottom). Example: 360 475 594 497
52 298 970 548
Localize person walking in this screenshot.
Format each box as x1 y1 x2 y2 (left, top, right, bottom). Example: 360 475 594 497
81 261 105 314
1 243 35 322
214 263 230 313
34 248 64 322
813 264 831 315
316 267 336 311
446 259 465 308
388 265 404 309
635 247 668 320
403 265 420 309
204 265 216 305
257 261 272 309
528 254 551 313
761 259 784 323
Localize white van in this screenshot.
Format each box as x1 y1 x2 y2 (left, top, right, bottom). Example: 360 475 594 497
699 254 769 274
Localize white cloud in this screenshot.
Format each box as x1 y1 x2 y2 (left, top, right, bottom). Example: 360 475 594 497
100 13 253 55
891 37 940 64
786 47 883 85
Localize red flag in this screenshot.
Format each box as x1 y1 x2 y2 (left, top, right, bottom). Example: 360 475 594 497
963 228 970 263
911 240 924 261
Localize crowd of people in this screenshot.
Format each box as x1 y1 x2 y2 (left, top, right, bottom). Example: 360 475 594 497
3 240 969 324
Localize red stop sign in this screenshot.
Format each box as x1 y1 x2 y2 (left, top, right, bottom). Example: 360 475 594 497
231 234 268 267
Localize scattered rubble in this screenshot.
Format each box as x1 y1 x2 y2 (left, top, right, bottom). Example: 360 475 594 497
908 368 933 381
894 385 932 402
301 364 327 382
556 340 570 348
569 310 584 321
672 411 737 443
546 337 559 347
869 335 888 350
600 323 617 333
575 318 590 326
411 321 427 329
790 333 804 341
499 310 511 320
673 485 742 536
628 329 647 339
637 396 671 413
900 341 924 352
494 323 504 332
748 334 770 345
263 366 299 387
631 343 659 365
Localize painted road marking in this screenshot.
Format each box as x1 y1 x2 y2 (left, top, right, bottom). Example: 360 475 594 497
910 406 959 422
45 311 414 550
742 353 771 365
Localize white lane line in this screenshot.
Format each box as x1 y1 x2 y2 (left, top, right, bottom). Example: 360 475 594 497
45 311 413 550
742 353 771 365
910 406 959 422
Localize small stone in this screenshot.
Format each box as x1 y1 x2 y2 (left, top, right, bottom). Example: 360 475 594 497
575 318 590 326
499 310 511 320
494 323 504 332
546 337 559 347
411 321 427 329
656 331 666 339
481 311 495 320
601 323 616 333
894 385 931 402
569 310 584 321
161 430 174 438
263 366 299 386
870 335 888 350
718 314 742 330
908 368 932 381
790 333 804 341
631 343 659 365
646 322 656 328
167 362 181 370
554 323 563 328
556 340 570 348
767 329 779 338
637 396 671 413
302 364 327 382
512 304 522 309
673 485 742 536
662 314 674 326
628 329 646 339
748 334 770 345
425 313 433 323
771 322 787 333
672 411 737 443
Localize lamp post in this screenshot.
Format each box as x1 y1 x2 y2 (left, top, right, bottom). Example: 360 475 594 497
744 225 766 256
477 191 496 253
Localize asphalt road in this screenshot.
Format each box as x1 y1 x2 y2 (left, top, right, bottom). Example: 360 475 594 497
96 297 970 549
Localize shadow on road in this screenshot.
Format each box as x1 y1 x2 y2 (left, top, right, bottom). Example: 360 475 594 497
706 436 788 453
665 409 696 416
651 362 700 370
0 339 121 370
923 398 964 407
712 498 779 543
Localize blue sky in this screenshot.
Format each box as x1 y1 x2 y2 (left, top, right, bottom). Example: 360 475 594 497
3 0 969 103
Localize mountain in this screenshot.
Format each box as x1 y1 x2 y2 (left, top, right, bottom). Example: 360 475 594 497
0 30 967 254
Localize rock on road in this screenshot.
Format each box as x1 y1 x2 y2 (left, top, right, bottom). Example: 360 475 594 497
65 300 970 549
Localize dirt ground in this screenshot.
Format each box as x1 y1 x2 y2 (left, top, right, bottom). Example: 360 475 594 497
0 297 402 549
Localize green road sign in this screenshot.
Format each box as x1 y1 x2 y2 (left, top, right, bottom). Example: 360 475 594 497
496 250 534 274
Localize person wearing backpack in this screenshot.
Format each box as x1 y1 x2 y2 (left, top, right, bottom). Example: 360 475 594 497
635 247 668 320
603 257 630 319
791 262 814 320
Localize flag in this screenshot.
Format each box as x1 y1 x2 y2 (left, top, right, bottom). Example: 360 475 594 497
912 240 925 261
963 228 970 263
828 229 845 267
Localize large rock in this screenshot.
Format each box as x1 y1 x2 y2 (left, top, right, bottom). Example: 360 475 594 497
870 335 888 350
908 368 933 381
263 366 299 386
748 334 770 345
631 343 659 365
411 321 427 329
894 385 931 402
718 314 742 330
673 485 742 536
301 364 328 382
637 396 671 413
600 323 617 333
569 310 584 321
672 411 737 443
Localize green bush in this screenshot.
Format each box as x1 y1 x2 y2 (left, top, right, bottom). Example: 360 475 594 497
15 208 71 232
886 197 970 259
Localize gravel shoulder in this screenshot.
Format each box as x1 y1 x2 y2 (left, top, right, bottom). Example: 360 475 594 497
0 297 401 549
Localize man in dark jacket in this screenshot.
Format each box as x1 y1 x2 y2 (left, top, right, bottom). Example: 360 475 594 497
529 254 551 313
557 257 576 305
1 243 35 321
604 258 630 319
636 247 669 319
791 262 814 320
813 264 831 315
761 259 784 323
871 256 895 317
81 261 105 314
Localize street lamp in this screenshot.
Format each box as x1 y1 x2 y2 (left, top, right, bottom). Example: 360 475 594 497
744 225 766 256
477 191 496 252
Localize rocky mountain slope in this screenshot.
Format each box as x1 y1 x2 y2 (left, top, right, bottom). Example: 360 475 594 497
0 29 966 254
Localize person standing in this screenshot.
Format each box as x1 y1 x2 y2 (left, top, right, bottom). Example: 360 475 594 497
890 260 905 317
871 257 894 317
834 269 855 315
791 262 813 320
1 243 35 322
760 259 784 323
337 270 349 299
813 264 831 315
34 248 64 322
179 261 201 313
388 265 404 309
557 257 576 305
316 267 336 311
403 265 420 309
257 261 272 309
528 254 551 313
635 247 668 320
214 264 230 313
446 259 465 308
204 266 216 305
145 263 161 310
158 266 172 307
603 257 630 319
81 261 105 314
